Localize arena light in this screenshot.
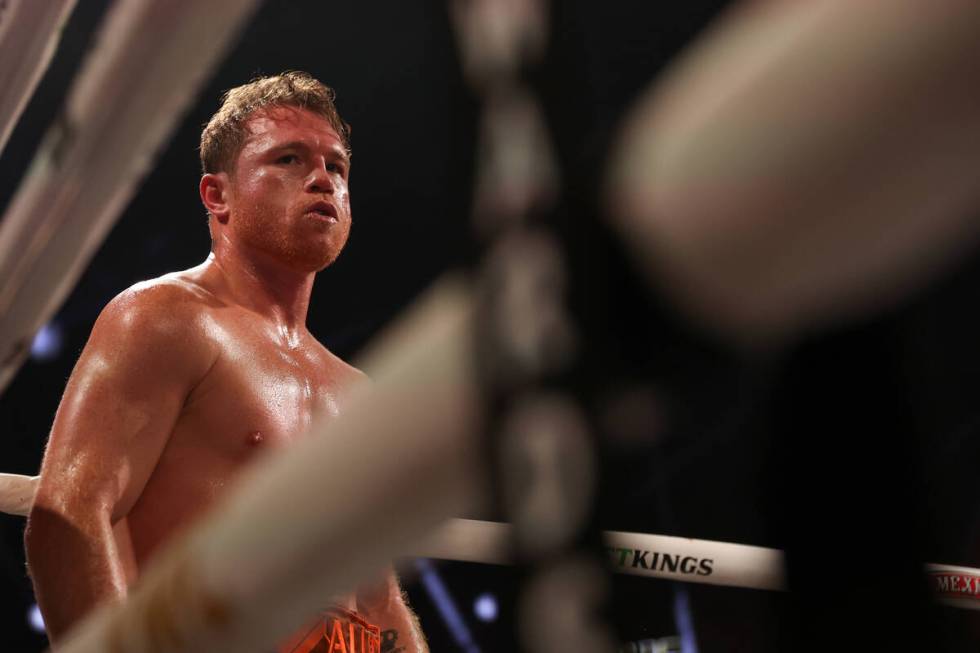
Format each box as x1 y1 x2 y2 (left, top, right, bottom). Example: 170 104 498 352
30 321 62 362
671 587 698 653
27 602 45 634
473 592 498 623
415 558 480 653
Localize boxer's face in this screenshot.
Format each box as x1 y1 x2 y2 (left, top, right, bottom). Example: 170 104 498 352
226 106 351 272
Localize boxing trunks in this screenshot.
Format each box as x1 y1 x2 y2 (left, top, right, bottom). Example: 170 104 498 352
278 606 381 653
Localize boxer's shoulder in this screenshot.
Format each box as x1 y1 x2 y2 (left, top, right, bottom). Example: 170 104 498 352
134 267 225 306
90 272 221 368
106 266 232 326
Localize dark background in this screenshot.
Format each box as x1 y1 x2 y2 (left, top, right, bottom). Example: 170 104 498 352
1 1 978 650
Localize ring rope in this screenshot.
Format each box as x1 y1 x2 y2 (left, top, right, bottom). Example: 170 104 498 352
0 0 260 395
0 0 77 155
5 473 973 611
414 519 980 611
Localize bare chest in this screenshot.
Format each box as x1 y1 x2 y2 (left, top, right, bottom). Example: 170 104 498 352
126 318 359 565
178 326 352 455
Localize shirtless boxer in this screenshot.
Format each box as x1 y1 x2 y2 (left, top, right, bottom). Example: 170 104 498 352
24 71 427 652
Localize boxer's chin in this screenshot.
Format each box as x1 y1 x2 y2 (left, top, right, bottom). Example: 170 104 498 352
313 247 344 272
274 226 348 273
292 238 348 273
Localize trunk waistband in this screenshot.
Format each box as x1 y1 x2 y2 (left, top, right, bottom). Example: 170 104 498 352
279 606 381 653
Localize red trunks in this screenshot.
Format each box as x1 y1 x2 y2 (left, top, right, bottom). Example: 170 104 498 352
278 606 381 653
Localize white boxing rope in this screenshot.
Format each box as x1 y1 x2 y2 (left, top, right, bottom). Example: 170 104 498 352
606 0 980 342
413 519 980 610
413 519 784 591
0 0 261 395
0 472 37 517
7 463 977 614
0 0 77 155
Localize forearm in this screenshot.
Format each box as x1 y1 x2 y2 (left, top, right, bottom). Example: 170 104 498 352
24 505 128 644
357 572 428 653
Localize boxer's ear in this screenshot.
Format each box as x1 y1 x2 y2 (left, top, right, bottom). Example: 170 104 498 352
200 173 231 224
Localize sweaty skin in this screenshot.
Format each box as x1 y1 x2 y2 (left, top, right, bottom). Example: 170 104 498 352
25 106 426 650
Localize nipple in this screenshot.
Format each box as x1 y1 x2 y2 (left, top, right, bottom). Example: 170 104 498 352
248 431 264 446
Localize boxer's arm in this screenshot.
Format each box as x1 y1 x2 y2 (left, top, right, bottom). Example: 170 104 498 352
357 572 429 653
24 284 214 643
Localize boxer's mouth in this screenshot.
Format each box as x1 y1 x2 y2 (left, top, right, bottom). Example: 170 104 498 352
306 201 338 221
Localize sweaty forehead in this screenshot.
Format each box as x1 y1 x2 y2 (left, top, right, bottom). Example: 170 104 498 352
240 106 344 157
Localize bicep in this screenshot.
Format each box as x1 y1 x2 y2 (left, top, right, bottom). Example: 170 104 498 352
36 299 209 521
